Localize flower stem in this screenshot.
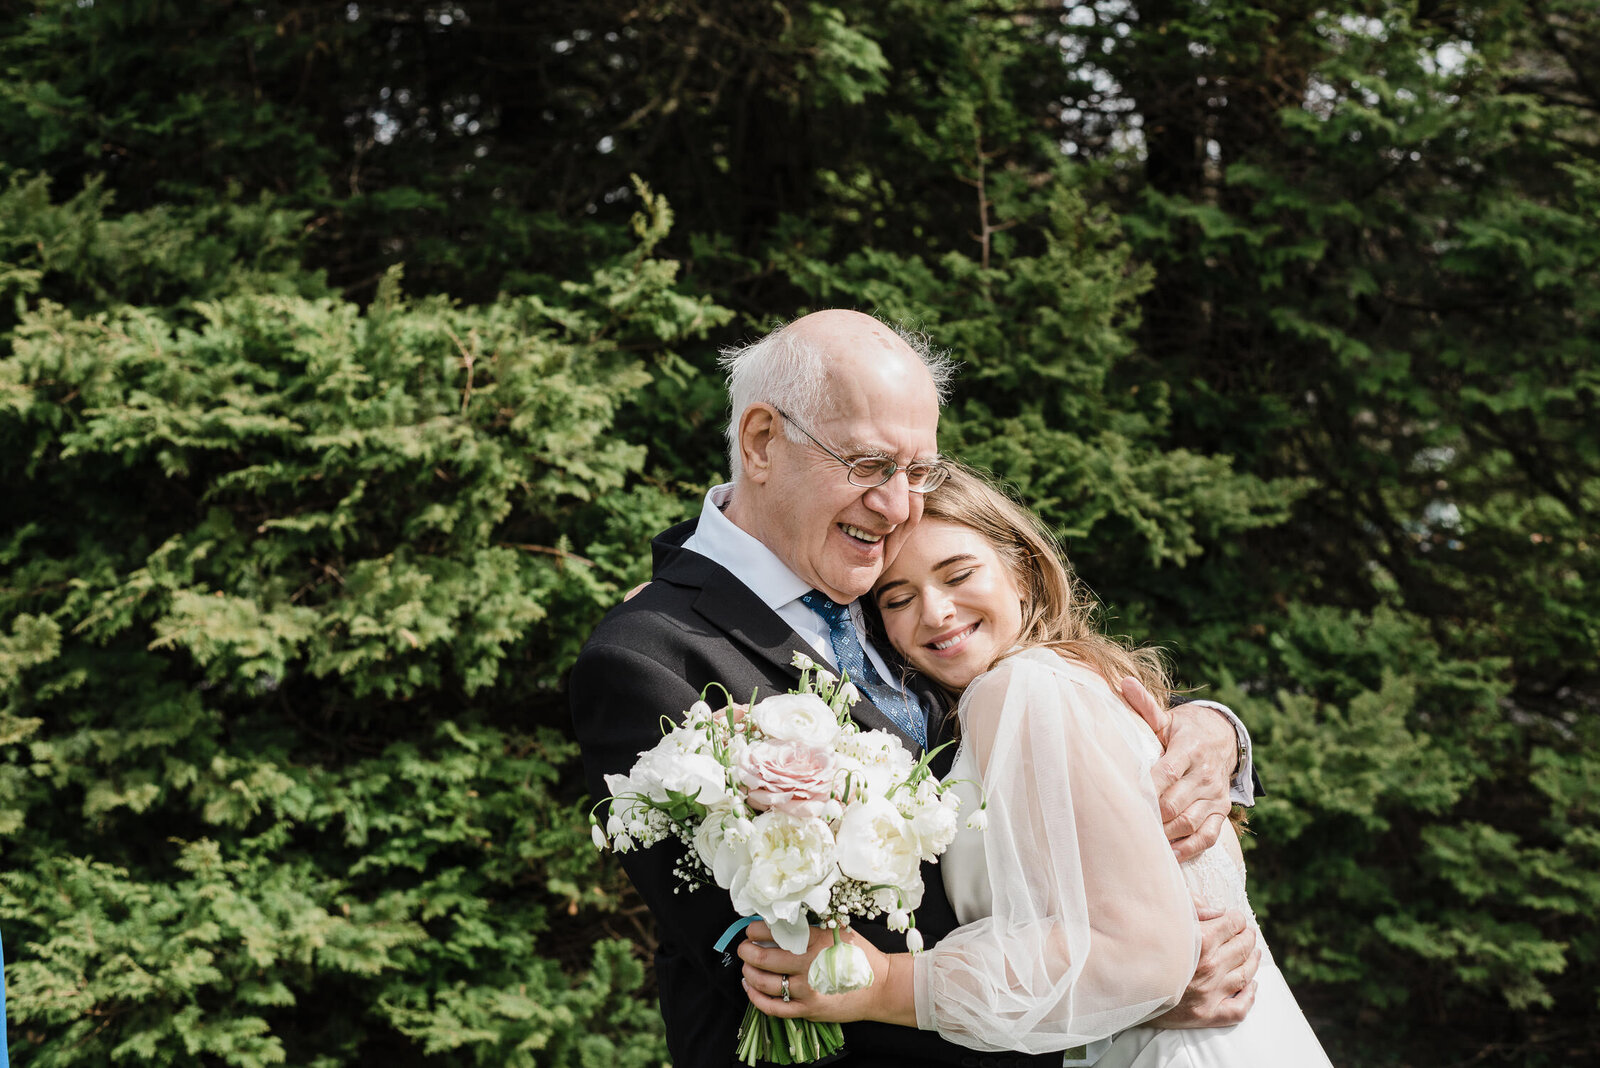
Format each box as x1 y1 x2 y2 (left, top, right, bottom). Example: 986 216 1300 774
735 1004 846 1064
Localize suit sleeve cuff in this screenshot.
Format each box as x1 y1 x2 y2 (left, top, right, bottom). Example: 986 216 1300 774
1187 699 1256 807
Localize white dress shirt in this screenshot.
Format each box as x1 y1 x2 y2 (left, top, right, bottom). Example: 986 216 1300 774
678 483 1255 805
681 484 902 687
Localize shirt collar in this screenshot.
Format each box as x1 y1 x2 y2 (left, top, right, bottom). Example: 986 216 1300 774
689 483 816 611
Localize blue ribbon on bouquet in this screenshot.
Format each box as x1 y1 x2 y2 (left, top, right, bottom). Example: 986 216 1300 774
716 914 758 952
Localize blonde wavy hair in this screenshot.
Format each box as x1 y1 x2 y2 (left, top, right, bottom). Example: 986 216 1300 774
887 462 1174 707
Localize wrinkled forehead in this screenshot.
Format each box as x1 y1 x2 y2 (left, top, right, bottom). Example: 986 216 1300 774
816 359 941 455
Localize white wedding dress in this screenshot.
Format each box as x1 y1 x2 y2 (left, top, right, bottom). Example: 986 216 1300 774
915 649 1332 1067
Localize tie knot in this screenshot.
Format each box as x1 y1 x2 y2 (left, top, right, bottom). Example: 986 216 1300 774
800 590 850 626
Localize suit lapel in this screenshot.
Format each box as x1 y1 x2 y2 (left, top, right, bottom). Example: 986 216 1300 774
652 526 926 750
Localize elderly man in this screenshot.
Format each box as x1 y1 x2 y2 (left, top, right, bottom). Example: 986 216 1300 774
569 311 1258 1068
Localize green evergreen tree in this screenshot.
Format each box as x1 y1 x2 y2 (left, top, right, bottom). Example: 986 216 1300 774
3 1 1598 1063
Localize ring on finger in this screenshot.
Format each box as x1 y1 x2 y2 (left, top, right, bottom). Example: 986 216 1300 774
781 975 791 1003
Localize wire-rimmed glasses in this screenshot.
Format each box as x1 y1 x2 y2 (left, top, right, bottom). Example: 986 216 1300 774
774 407 949 493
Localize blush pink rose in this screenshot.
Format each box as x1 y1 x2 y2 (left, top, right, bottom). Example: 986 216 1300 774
736 740 837 819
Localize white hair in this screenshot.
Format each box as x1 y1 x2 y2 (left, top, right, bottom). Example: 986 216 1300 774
717 317 957 478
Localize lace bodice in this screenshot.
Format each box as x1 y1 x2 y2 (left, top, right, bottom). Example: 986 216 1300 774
1182 840 1256 933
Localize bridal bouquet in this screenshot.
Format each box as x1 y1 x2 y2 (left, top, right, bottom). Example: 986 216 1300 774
591 652 975 1065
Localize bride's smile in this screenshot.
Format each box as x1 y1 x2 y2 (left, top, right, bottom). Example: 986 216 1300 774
872 520 1026 691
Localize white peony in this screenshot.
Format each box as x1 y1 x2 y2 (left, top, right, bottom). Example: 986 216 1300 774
728 810 839 954
831 730 914 802
834 796 924 901
748 693 840 749
905 784 959 860
838 729 915 771
693 811 749 889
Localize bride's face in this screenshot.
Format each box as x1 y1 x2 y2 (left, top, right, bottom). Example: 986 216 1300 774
872 519 1026 692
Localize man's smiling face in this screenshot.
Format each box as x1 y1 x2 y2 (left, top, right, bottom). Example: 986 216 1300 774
752 342 941 604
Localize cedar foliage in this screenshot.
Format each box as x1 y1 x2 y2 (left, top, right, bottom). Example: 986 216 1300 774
2 1 1597 1065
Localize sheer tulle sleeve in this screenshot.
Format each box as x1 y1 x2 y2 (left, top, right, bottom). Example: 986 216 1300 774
913 651 1200 1053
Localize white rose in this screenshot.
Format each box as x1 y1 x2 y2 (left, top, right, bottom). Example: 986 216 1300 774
749 693 840 749
834 796 924 895
728 810 839 954
808 939 875 995
632 734 729 807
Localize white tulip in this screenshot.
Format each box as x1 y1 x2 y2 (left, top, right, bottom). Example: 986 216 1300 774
808 940 875 995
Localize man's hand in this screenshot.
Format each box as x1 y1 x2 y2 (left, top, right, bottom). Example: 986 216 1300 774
1121 676 1238 862
1151 904 1260 1029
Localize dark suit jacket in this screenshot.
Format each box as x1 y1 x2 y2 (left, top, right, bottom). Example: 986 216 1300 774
570 518 1055 1068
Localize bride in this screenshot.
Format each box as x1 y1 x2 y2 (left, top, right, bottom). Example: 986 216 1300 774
739 464 1332 1066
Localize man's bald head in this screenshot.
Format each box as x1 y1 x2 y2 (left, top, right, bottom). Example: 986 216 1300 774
717 312 954 480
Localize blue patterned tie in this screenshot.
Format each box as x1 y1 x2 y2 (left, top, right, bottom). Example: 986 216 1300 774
799 591 927 749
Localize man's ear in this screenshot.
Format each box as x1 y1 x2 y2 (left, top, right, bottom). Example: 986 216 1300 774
738 404 779 484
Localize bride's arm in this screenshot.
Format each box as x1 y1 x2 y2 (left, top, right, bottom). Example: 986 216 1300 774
910 656 1199 1052
741 655 1200 1052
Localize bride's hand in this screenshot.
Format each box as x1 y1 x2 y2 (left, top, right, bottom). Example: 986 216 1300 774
737 921 914 1026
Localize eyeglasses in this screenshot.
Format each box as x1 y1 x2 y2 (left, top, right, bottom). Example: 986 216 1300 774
774 407 949 493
